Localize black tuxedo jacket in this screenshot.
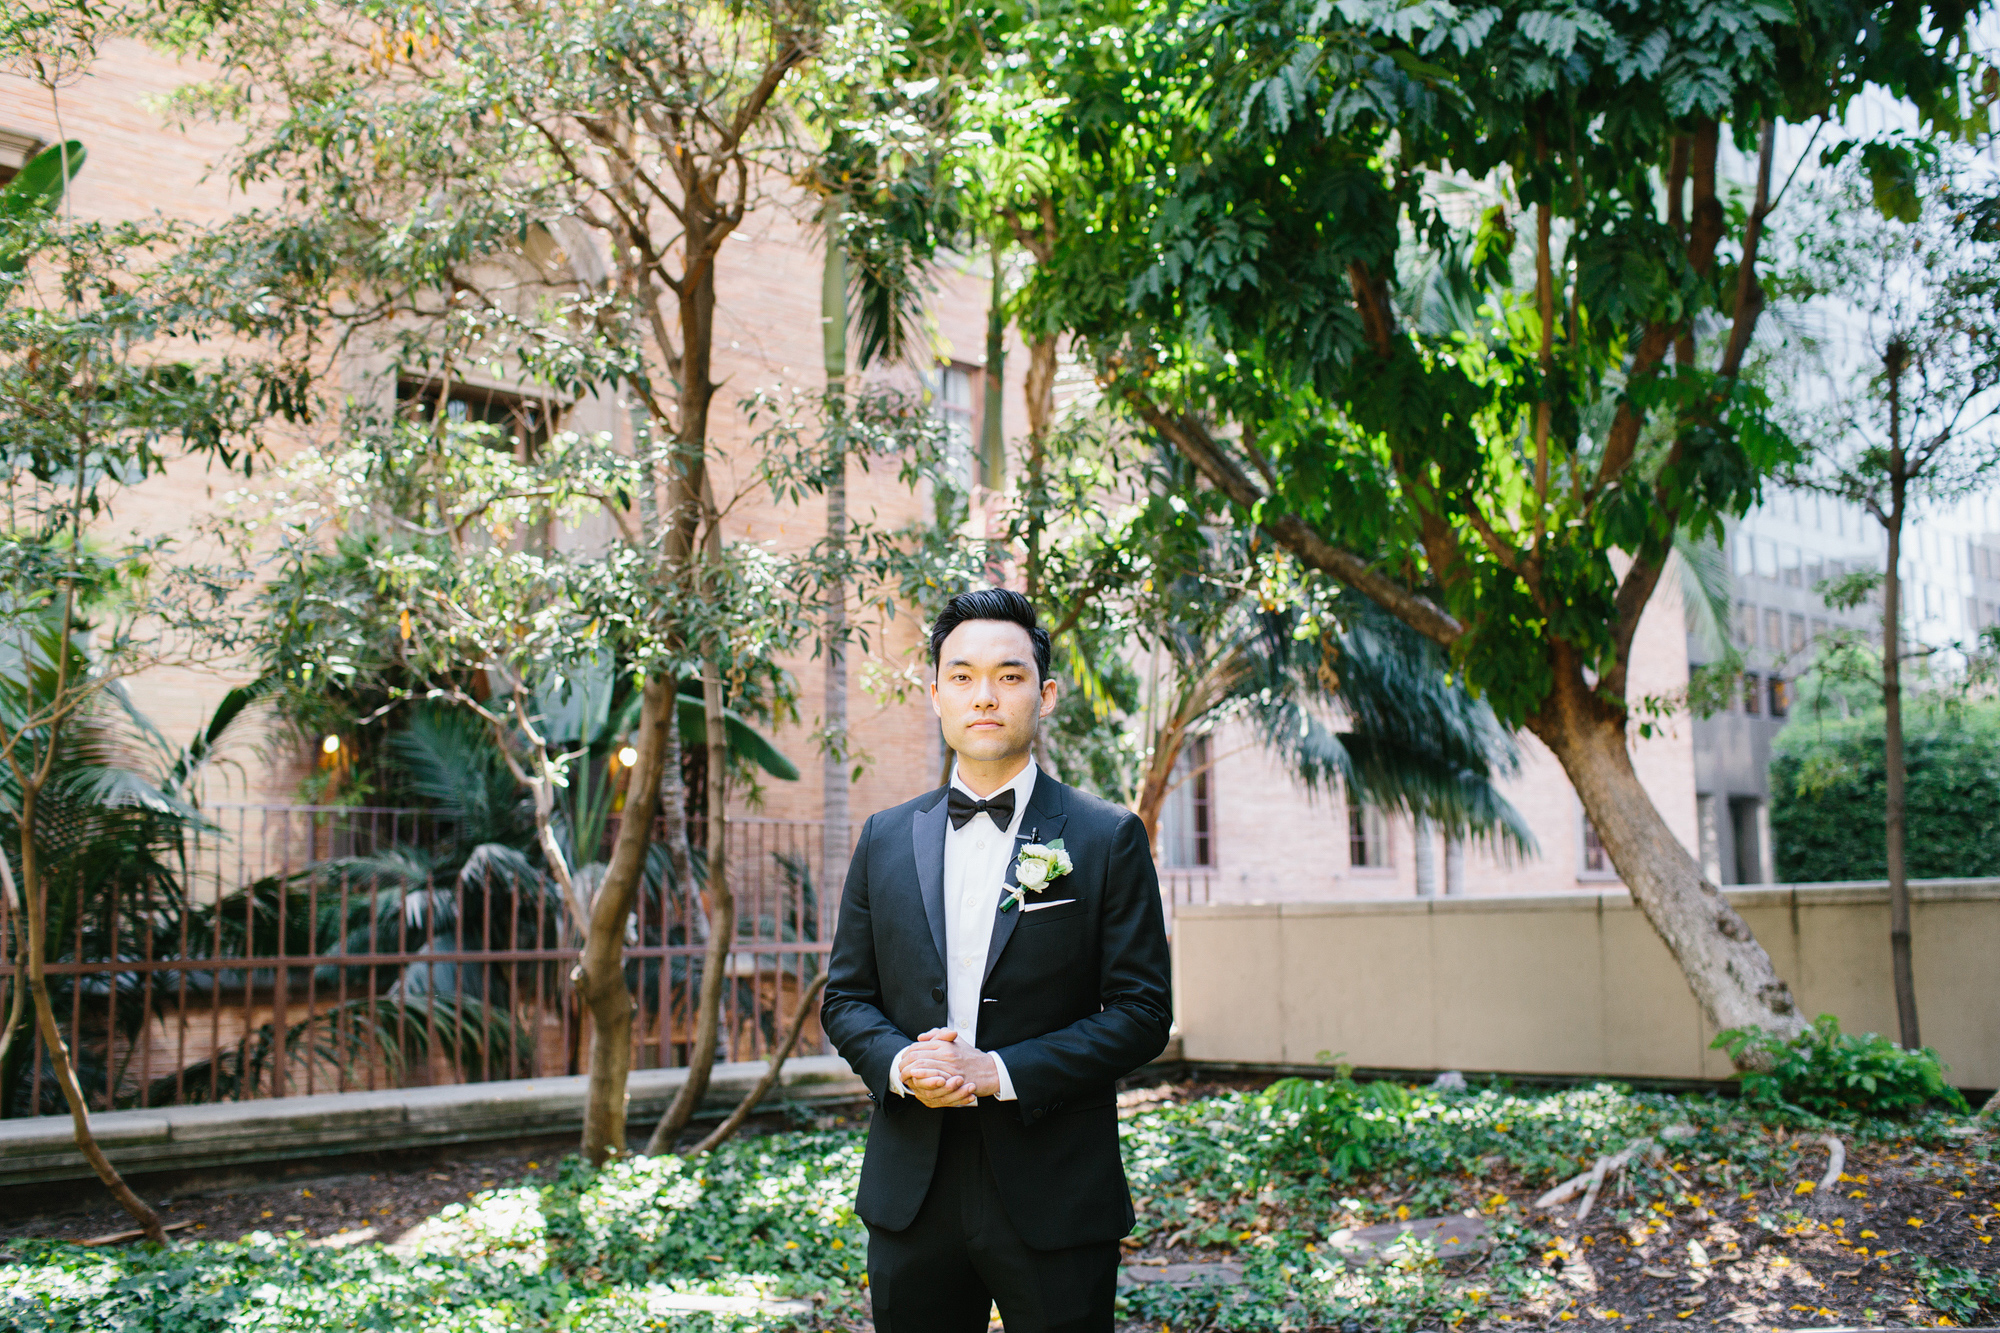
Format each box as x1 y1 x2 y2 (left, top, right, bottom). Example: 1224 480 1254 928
821 773 1173 1250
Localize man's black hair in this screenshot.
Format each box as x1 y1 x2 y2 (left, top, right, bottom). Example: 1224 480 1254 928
929 587 1052 683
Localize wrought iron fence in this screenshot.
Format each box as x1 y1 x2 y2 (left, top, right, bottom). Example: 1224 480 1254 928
1160 869 1214 917
0 805 844 1116
0 803 1210 1117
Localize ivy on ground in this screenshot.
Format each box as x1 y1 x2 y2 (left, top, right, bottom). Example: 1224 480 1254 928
3 1083 1991 1332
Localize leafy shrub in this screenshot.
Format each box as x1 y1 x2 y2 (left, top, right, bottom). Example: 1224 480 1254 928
1769 701 2000 881
1908 1255 2000 1326
1714 1013 1968 1118
1260 1068 1415 1177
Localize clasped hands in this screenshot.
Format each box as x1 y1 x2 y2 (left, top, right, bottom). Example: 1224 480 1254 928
900 1028 999 1108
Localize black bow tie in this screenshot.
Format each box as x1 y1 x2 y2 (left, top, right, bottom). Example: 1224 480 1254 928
947 787 1017 832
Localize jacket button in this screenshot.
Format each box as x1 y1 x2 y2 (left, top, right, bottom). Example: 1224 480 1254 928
931 986 945 1003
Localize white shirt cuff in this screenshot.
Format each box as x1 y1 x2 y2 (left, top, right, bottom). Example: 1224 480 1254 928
890 1045 911 1096
991 1051 1017 1101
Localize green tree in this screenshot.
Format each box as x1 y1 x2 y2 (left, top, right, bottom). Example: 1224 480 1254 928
176 0 847 1162
1024 437 1533 852
1774 143 2000 1049
1013 0 1979 1046
1771 698 2000 884
0 141 298 1237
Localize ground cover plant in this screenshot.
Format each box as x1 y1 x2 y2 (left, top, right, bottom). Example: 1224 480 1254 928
3 1076 1993 1332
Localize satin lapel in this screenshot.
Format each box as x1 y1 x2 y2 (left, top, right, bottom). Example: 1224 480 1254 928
981 776 1070 985
912 790 949 972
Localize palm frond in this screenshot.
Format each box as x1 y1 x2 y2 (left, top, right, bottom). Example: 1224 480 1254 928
385 703 529 847
147 994 535 1105
1672 530 1736 661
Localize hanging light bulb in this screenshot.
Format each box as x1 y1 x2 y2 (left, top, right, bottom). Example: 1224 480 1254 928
617 745 639 767
322 734 342 755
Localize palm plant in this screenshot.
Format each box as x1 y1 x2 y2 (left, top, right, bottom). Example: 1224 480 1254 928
1126 582 1534 858
1030 439 1532 858
0 625 270 1115
151 681 807 1104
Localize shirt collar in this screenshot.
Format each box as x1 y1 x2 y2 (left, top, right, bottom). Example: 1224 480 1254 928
948 757 1039 836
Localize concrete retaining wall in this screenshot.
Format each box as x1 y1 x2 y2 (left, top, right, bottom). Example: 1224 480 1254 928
0 1056 866 1186
1173 879 2000 1090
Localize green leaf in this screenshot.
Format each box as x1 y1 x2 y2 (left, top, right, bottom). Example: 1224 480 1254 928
0 139 85 224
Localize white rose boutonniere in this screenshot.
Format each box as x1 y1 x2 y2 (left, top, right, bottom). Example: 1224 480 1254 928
1002 839 1073 913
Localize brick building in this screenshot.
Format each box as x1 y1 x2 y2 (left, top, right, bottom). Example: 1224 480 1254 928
4 38 1708 905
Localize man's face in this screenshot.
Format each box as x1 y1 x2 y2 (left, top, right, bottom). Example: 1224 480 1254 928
930 619 1058 767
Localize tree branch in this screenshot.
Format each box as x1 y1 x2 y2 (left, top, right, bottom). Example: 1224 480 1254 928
1718 120 1776 380
1123 388 1464 646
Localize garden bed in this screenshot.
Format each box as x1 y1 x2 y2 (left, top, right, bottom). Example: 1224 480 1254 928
1 1076 1993 1331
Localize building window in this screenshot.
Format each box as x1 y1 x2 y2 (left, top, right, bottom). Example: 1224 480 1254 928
1787 614 1807 653
1158 737 1214 869
1348 797 1390 870
928 363 978 488
1696 795 1722 883
397 377 557 457
1768 676 1789 718
1734 601 1755 647
1580 816 1614 876
0 129 43 188
1763 608 1783 650
1742 672 1762 716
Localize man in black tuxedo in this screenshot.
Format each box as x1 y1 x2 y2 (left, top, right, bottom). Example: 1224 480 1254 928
821 587 1173 1333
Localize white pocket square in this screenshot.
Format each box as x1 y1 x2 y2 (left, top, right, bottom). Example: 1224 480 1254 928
1021 898 1077 912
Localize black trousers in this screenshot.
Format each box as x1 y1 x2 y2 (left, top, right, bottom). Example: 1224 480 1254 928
867 1110 1118 1333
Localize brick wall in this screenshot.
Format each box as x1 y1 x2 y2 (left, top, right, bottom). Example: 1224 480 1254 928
0 40 1005 815
1196 567 1698 901
4 44 1703 897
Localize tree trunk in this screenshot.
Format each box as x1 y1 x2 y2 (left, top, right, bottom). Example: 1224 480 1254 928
982 250 1007 495
821 197 852 909
646 662 734 1152
579 674 672 1164
685 971 829 1156
1531 663 1806 1045
1443 837 1466 896
0 852 30 1069
1413 815 1437 898
1880 346 1920 1049
19 780 166 1241
1134 727 1186 849
1022 333 1056 601
657 689 708 953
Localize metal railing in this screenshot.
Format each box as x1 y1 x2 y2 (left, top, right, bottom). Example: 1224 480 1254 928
0 805 844 1116
1160 869 1214 917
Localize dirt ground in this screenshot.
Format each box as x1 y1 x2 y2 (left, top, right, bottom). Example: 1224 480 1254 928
1513 1131 2000 1331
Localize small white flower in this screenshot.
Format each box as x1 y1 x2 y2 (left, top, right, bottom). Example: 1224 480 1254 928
1016 857 1050 888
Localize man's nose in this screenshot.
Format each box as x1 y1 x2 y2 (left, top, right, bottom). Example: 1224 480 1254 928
971 679 998 709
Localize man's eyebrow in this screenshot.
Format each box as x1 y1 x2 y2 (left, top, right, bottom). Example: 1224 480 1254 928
941 657 1032 670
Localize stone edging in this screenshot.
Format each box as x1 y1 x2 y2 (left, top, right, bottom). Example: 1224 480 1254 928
0 1056 866 1186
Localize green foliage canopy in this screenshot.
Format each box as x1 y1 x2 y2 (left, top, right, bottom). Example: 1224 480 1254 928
1021 0 1978 731
1770 700 2000 883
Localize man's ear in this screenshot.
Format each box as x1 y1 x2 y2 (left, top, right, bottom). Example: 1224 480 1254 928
929 679 942 718
1039 676 1059 719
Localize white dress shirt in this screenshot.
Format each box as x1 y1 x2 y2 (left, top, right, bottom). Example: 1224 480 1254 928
889 760 1037 1101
